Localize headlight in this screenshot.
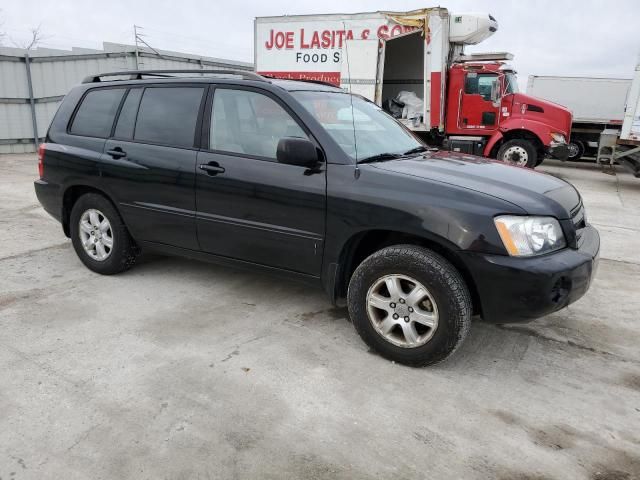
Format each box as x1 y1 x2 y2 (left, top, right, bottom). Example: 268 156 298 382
550 132 566 143
494 216 566 257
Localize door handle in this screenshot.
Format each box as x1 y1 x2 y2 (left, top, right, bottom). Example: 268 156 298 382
199 163 225 175
106 147 126 159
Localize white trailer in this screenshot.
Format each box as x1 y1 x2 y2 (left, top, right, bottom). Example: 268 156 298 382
254 9 497 133
254 9 573 167
527 76 632 160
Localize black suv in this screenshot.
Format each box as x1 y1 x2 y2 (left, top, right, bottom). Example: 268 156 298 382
34 69 600 366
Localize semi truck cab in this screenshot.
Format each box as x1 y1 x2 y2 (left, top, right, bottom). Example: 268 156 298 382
444 60 572 166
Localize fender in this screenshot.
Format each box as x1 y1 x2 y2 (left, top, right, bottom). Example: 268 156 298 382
483 119 561 157
323 225 470 305
60 181 122 236
483 131 504 157
498 118 560 147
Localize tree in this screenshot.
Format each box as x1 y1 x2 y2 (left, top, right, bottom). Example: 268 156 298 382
14 24 45 50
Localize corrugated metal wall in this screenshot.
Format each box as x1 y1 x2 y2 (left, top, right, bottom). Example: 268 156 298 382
0 47 253 153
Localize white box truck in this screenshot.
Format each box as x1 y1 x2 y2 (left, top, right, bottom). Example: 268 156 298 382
527 76 632 160
255 8 573 168
593 61 640 177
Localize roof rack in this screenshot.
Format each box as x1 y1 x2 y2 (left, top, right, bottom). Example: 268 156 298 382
81 69 267 84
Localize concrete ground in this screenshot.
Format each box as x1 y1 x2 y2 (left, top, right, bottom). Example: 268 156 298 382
0 154 639 480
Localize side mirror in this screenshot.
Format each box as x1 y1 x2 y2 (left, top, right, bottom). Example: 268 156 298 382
490 80 501 106
276 137 318 167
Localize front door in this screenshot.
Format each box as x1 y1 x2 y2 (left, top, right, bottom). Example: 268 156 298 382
195 86 326 276
458 72 500 132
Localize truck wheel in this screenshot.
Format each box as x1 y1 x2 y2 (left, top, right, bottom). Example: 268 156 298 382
567 139 585 161
347 245 472 367
70 193 138 275
497 139 537 168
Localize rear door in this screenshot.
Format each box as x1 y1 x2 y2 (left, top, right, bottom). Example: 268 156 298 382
101 85 206 250
340 39 380 102
195 85 326 275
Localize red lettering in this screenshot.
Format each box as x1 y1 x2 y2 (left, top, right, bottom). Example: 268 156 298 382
377 25 389 40
361 29 370 39
390 25 403 37
275 31 287 49
310 31 320 48
321 30 331 48
346 30 354 41
300 28 310 49
336 30 345 47
265 29 275 49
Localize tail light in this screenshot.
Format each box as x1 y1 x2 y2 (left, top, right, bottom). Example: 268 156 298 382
37 143 45 178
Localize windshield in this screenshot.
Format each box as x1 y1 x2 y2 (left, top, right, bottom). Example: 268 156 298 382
291 91 423 162
504 73 519 95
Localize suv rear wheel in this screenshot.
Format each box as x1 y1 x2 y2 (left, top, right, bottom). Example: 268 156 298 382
70 193 138 275
347 245 472 367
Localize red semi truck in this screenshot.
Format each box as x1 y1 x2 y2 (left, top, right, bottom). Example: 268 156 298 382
255 8 572 167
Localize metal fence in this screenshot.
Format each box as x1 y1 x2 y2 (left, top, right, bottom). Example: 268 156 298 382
0 43 253 153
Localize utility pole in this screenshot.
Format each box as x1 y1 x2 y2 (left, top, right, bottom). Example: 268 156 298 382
133 25 140 70
133 25 161 70
24 53 39 149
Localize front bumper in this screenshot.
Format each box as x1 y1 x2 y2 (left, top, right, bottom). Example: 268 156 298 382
461 225 599 324
547 141 570 161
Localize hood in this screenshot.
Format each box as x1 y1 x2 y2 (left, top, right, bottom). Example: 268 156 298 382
370 151 580 219
508 93 573 137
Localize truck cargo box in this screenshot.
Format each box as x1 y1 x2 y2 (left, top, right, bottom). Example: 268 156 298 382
526 76 631 124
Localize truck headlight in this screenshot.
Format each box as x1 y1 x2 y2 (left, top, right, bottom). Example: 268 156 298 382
494 216 566 257
550 132 566 143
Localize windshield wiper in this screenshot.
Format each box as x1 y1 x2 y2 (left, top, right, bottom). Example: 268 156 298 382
357 152 403 164
403 146 429 155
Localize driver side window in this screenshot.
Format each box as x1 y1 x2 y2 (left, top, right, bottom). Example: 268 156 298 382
210 89 308 160
464 73 498 102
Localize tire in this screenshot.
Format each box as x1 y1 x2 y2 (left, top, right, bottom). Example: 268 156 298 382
567 139 585 161
347 245 472 367
70 193 138 275
497 139 537 168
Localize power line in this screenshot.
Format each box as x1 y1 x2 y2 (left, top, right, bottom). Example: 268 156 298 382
137 25 252 58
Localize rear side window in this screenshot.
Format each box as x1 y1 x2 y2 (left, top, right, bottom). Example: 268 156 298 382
114 88 143 139
70 88 125 137
134 87 204 148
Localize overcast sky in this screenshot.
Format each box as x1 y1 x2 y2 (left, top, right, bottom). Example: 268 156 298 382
2 0 639 89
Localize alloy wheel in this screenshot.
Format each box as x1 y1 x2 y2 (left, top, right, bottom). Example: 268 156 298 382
78 209 113 261
366 274 439 348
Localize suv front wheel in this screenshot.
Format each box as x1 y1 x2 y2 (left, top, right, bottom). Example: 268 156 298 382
347 245 472 367
70 193 138 275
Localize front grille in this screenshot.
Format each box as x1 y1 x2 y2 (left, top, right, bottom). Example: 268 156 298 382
570 202 586 243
